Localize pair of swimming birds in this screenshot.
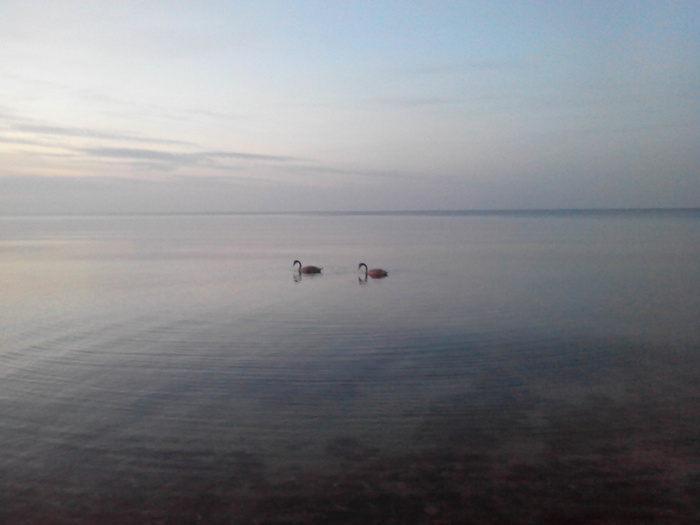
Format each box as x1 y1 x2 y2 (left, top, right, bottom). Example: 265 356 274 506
293 260 388 278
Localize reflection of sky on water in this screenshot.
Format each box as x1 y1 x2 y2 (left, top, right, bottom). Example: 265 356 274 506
1 212 699 522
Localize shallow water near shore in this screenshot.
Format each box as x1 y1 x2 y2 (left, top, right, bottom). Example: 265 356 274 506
1 210 699 523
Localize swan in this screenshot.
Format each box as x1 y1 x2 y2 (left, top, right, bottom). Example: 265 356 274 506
293 260 322 274
358 263 388 279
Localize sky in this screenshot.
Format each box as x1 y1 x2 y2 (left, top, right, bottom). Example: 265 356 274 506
1 0 699 213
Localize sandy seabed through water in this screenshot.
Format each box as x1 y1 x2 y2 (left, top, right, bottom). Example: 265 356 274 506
2 340 699 524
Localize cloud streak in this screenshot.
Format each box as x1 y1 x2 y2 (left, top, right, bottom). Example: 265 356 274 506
12 123 195 146
2 110 305 174
77 147 303 171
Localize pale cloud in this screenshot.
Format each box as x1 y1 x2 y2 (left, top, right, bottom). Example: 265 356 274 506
77 147 302 171
11 123 195 146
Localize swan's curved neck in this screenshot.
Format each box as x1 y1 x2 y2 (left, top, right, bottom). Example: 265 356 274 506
358 263 368 276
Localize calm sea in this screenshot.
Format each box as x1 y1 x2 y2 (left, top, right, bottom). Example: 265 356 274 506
2 210 699 523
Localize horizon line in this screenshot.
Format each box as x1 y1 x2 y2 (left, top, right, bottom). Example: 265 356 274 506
2 207 699 218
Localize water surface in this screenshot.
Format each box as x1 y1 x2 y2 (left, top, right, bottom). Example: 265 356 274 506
1 211 699 523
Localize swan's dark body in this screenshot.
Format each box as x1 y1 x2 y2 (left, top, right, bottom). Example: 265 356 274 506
293 260 322 274
358 263 388 278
